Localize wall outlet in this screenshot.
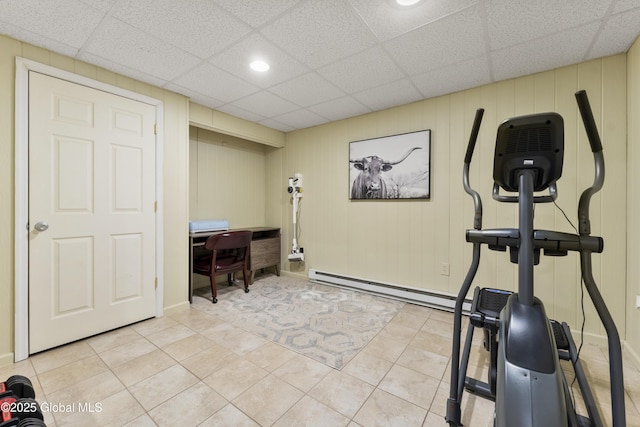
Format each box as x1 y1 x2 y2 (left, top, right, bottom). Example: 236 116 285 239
439 262 450 276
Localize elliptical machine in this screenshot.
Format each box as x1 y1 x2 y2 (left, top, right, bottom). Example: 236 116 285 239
446 90 626 427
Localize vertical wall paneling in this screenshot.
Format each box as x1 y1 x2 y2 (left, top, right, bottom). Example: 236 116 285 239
281 55 629 340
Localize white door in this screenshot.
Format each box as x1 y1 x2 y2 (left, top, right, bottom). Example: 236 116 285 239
28 71 157 354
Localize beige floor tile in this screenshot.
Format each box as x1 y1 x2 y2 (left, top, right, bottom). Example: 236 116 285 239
180 344 236 379
410 330 453 357
233 375 304 426
243 341 297 372
361 334 408 362
308 370 375 418
129 364 199 411
423 411 449 427
353 389 428 427
47 370 125 424
161 333 216 361
30 341 96 374
111 349 176 387
378 364 440 409
421 318 453 338
148 381 227 426
54 389 145 427
399 303 434 318
273 395 350 427
199 403 260 427
377 322 420 345
85 326 142 354
145 324 196 348
396 345 450 381
123 414 158 426
130 316 180 337
217 330 270 356
38 354 109 395
203 358 269 400
342 350 394 386
387 311 428 331
98 336 157 368
272 354 333 392
168 307 221 333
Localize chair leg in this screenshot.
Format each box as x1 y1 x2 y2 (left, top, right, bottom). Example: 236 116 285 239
210 275 218 303
242 267 249 293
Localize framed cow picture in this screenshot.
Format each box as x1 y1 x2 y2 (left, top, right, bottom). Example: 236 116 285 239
349 130 431 200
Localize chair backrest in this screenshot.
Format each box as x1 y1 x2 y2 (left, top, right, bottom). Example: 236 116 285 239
204 230 252 252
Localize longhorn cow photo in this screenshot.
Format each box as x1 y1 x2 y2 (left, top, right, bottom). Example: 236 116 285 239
349 130 431 200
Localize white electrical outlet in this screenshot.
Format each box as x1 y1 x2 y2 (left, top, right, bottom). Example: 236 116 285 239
439 262 450 276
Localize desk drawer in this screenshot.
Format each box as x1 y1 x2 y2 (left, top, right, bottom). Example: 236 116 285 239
250 237 280 270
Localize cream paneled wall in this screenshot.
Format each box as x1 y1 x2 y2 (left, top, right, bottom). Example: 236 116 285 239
280 55 629 340
0 35 190 365
627 38 640 362
188 127 270 227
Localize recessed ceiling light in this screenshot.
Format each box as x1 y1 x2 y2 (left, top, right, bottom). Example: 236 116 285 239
250 60 270 72
396 0 421 5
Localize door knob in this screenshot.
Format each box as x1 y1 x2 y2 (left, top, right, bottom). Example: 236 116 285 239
34 221 49 232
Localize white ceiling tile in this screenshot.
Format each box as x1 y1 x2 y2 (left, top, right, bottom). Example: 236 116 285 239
348 0 478 41
270 72 345 107
0 22 80 57
211 33 308 88
78 51 167 87
214 0 301 28
491 22 601 82
485 0 614 50
271 108 329 129
215 104 268 123
172 62 260 103
260 0 378 68
163 83 225 110
258 118 296 132
317 46 405 93
0 0 105 48
82 18 202 81
384 5 486 76
588 8 640 59
113 0 252 58
412 56 492 99
354 79 423 112
613 0 640 13
307 96 371 122
230 91 299 118
78 0 118 12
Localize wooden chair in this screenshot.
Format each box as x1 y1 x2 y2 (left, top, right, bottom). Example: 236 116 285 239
192 230 252 303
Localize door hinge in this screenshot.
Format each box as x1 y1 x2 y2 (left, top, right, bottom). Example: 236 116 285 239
155 277 158 289
154 201 157 212
154 123 157 135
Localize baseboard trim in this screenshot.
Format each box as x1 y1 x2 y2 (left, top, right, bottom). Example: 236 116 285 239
0 352 15 368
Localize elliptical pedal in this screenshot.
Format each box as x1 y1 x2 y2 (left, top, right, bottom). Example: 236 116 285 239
550 319 570 351
470 288 512 329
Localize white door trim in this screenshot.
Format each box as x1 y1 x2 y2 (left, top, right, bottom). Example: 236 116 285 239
14 57 165 362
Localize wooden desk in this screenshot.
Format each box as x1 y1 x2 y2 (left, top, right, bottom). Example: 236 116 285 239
189 227 281 302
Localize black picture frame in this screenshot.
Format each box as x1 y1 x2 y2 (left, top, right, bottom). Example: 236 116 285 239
349 130 431 200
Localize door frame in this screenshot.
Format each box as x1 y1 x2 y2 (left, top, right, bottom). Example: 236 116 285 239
14 57 165 362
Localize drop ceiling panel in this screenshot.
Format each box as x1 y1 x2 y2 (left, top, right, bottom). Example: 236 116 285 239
260 0 378 68
485 0 614 50
348 0 478 41
1 0 639 132
384 6 486 76
214 0 302 28
82 18 201 81
212 33 308 88
112 0 252 59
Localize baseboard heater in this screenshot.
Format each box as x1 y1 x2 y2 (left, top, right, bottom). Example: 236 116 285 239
308 269 472 314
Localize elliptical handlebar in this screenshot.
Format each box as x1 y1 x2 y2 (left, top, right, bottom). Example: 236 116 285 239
575 90 605 236
463 108 485 230
575 90 603 153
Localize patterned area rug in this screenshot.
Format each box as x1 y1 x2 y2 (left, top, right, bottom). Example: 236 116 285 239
191 274 405 370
